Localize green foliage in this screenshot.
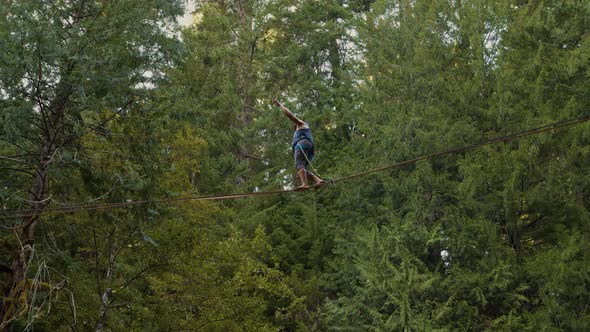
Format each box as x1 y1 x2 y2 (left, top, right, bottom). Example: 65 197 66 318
1 0 589 330
320 0 590 331
144 223 298 331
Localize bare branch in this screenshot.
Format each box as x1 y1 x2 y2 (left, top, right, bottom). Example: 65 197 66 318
244 104 263 113
0 137 34 154
42 148 59 166
118 263 161 289
0 167 36 177
525 215 545 228
30 118 48 133
14 195 53 205
93 226 103 298
19 134 44 149
53 187 114 206
0 156 32 166
113 223 139 262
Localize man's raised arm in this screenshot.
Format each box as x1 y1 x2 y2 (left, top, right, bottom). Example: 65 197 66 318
272 99 305 126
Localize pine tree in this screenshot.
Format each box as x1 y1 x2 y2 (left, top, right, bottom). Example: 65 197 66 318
0 0 183 327
1 0 587 330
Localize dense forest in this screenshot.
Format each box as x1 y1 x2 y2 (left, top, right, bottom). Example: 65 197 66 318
1 0 589 330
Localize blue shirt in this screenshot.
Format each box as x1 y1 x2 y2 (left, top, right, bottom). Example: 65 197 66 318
292 124 314 157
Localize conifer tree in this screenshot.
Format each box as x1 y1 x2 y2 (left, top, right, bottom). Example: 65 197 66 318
1 0 588 330
0 0 183 327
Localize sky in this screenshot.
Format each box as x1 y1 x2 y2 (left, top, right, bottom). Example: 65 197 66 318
178 0 196 27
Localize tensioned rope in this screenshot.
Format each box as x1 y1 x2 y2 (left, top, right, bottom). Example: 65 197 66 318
1 113 589 219
332 113 590 183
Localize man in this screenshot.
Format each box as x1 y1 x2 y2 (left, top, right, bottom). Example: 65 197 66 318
272 99 327 190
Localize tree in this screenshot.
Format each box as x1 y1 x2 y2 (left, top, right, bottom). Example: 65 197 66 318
322 0 585 330
1 0 587 329
0 0 183 326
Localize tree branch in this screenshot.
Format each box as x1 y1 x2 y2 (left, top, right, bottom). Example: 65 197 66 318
61 98 135 146
0 167 36 178
525 215 545 228
0 137 36 154
117 263 161 289
93 226 103 298
0 156 33 166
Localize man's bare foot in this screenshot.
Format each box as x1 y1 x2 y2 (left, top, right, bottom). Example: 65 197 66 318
294 185 309 191
314 179 328 188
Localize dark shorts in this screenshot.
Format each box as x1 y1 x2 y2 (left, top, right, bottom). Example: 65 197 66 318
294 139 313 170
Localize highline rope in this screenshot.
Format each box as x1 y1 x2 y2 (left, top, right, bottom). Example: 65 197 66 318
1 113 588 219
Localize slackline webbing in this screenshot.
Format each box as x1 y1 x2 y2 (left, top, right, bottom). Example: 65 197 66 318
1 113 588 219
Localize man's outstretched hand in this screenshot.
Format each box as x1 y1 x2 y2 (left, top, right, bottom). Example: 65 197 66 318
273 99 303 126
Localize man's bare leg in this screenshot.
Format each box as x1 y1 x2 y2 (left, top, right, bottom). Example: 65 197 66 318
295 168 309 190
